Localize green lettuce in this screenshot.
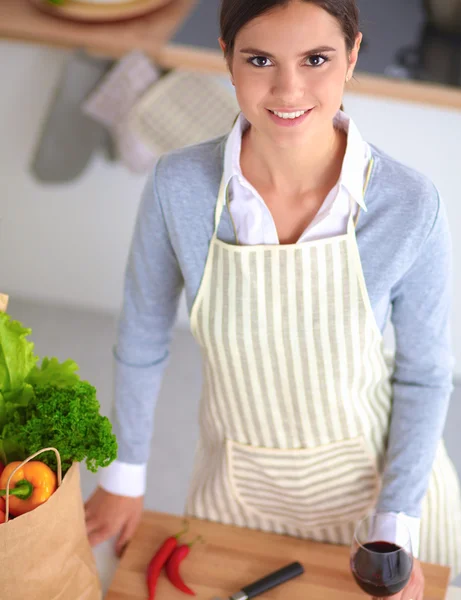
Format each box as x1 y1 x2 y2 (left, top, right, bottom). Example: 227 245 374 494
0 313 37 393
0 311 117 471
0 313 38 430
26 357 81 388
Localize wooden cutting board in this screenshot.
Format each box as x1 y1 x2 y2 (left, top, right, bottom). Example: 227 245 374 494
105 511 450 600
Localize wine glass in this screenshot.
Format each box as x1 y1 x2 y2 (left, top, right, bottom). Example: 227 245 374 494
350 513 413 597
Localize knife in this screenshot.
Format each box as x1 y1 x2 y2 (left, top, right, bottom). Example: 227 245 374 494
212 561 304 600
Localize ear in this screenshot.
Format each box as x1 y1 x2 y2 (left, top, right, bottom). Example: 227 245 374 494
218 37 234 82
346 32 362 80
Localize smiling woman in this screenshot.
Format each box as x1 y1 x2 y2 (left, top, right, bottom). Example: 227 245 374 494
220 1 359 140
217 0 361 244
86 3 461 598
220 0 358 111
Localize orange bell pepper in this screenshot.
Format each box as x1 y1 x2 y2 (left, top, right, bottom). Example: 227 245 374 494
0 461 57 516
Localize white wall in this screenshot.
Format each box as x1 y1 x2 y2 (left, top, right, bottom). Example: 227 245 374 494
1 42 460 373
1 43 145 315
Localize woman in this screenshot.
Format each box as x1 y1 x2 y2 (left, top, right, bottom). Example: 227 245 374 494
85 1 461 598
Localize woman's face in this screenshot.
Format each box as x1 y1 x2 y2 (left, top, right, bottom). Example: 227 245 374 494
220 1 361 147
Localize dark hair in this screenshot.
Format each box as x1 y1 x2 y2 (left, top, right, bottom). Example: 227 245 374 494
220 0 360 58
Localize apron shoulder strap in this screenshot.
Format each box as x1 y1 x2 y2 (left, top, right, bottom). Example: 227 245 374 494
213 176 227 235
347 157 374 235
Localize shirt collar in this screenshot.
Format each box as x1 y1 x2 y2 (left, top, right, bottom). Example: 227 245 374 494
333 110 369 211
223 110 370 211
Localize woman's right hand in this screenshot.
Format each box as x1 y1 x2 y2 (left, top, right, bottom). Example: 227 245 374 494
84 486 144 557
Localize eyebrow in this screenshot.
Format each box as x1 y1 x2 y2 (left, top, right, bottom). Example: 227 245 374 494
239 46 337 58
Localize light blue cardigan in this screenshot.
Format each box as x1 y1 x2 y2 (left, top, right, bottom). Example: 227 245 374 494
111 134 454 519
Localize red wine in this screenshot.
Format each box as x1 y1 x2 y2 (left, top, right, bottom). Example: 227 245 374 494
351 541 413 597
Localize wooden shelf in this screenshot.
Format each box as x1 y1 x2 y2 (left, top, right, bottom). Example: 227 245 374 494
0 0 198 58
1 0 461 110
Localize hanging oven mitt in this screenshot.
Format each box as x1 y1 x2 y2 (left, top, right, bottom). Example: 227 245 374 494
30 50 113 183
82 50 160 173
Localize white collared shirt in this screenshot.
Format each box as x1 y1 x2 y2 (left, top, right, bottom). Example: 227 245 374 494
223 111 370 245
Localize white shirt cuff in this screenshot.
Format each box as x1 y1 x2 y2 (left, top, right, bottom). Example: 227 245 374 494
370 512 421 558
99 460 147 497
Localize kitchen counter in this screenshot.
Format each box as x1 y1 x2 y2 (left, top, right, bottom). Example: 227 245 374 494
1 0 461 110
93 543 461 599
93 511 461 599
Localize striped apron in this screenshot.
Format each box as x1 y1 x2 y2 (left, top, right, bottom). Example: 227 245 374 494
186 161 461 576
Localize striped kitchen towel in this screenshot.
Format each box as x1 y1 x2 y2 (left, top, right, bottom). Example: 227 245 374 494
127 70 239 155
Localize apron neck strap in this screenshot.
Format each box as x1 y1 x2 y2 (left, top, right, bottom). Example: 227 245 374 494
213 176 227 235
347 156 374 235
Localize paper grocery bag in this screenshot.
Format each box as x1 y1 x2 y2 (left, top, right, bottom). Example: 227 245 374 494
0 453 102 600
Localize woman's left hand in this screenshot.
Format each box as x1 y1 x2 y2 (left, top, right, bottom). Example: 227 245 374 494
372 559 424 600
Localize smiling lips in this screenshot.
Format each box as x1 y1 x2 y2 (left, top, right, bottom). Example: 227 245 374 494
269 109 309 119
267 107 313 126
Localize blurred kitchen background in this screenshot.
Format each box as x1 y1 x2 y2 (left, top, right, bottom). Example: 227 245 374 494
1 0 461 593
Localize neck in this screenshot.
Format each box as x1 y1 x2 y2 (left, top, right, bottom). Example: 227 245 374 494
241 122 346 196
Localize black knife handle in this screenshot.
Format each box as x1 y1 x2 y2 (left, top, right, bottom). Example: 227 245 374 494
242 562 304 598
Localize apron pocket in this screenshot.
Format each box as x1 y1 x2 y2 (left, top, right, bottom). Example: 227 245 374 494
226 437 380 530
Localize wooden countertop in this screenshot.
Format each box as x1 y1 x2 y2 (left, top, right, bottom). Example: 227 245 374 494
1 0 460 110
105 511 451 600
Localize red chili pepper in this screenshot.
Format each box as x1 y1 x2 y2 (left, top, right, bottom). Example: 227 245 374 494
146 522 189 600
165 536 203 596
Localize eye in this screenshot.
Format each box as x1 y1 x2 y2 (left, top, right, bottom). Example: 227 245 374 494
248 56 273 68
306 54 329 67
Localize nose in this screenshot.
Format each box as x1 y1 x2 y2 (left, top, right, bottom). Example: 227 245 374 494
271 66 305 104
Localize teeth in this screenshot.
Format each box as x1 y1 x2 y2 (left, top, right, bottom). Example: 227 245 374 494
272 110 307 119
